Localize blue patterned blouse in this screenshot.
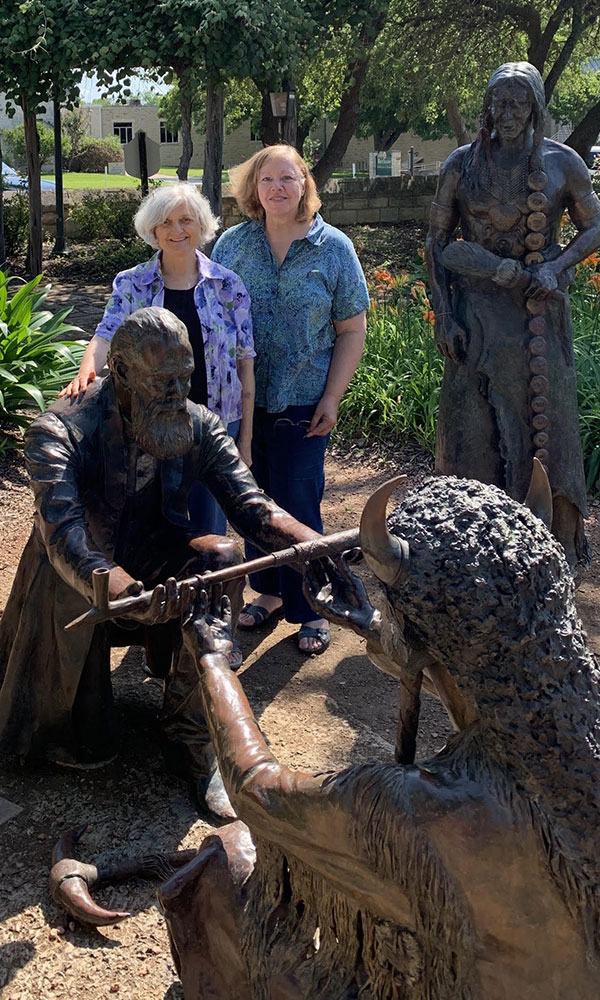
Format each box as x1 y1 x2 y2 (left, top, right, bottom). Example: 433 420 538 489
211 213 369 412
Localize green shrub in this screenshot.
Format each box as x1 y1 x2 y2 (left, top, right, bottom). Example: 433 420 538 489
337 283 443 451
68 190 140 241
572 257 600 491
2 192 29 258
74 238 150 280
0 270 85 450
338 256 600 494
68 136 123 172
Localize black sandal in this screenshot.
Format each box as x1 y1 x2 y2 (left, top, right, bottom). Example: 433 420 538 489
238 602 283 631
297 624 331 655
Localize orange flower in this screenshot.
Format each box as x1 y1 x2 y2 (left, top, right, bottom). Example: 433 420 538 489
373 267 393 285
583 252 600 269
588 273 600 290
423 310 435 324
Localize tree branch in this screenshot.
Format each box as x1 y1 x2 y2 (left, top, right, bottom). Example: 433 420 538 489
565 97 600 160
527 0 570 68
543 3 585 102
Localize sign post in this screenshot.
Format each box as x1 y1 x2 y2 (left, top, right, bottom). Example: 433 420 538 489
123 132 160 194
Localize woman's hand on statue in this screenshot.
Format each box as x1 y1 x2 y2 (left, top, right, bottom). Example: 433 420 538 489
59 369 96 398
526 262 559 300
306 393 339 437
434 313 467 363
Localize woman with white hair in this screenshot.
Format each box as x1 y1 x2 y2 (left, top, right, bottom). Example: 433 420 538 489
61 182 255 538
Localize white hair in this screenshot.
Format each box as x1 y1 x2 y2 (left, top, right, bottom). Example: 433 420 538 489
134 182 220 249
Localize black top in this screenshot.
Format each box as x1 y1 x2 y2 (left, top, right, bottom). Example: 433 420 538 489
163 287 208 406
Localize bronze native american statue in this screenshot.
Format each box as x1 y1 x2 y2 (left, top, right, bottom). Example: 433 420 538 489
57 471 600 998
426 61 600 571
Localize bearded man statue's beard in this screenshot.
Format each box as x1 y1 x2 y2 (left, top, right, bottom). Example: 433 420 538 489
130 390 194 460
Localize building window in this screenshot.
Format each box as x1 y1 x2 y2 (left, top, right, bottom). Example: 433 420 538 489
160 121 179 144
113 121 133 144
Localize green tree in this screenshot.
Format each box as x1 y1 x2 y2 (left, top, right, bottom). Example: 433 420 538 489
0 0 87 274
351 0 600 161
2 120 69 170
550 64 600 125
61 107 87 169
88 0 312 213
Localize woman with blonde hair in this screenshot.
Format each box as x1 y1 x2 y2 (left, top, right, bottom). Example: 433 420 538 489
212 144 369 653
60 182 256 541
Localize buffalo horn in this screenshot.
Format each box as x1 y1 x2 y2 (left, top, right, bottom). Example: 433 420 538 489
49 826 130 927
525 457 553 529
360 476 410 586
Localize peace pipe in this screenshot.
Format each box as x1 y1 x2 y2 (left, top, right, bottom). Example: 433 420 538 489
64 527 361 632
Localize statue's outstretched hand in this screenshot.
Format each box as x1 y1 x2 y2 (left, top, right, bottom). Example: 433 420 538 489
526 262 560 300
112 575 196 625
434 313 467 363
182 588 233 662
303 556 381 641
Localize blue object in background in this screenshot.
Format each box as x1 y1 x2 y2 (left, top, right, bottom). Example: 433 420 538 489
2 162 55 190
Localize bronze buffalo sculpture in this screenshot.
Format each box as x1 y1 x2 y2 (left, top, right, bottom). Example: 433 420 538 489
51 470 600 999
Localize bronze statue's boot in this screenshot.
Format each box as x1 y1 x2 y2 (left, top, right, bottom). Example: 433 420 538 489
159 648 236 821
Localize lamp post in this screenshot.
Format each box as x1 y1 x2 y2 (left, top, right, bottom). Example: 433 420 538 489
269 89 296 144
51 97 66 256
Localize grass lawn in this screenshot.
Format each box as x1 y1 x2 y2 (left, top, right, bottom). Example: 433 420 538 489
41 172 143 189
42 167 363 191
154 166 205 178
41 168 230 188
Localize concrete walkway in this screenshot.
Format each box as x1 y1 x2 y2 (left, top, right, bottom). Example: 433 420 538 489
43 278 110 340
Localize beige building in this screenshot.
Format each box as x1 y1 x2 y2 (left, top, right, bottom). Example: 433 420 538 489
1 95 457 174
83 101 457 174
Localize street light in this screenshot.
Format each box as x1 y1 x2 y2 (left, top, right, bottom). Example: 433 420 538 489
269 91 294 119
269 91 296 140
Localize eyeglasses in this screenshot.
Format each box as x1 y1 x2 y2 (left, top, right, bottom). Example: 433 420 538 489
273 418 311 430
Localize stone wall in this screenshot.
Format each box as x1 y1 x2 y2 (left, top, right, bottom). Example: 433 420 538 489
318 175 438 226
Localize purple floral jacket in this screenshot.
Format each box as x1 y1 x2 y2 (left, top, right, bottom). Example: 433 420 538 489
95 250 255 425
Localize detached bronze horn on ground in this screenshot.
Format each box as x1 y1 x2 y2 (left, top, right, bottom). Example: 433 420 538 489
49 826 198 927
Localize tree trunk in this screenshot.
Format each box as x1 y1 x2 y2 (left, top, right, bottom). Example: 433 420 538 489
565 99 600 162
311 56 370 189
542 7 584 104
281 77 297 148
296 122 310 157
259 88 280 146
0 132 5 267
177 90 194 181
445 97 471 147
202 81 224 221
375 128 403 151
23 96 42 276
52 98 66 255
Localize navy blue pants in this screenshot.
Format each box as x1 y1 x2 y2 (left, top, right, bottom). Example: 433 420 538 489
187 419 241 536
245 405 330 624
